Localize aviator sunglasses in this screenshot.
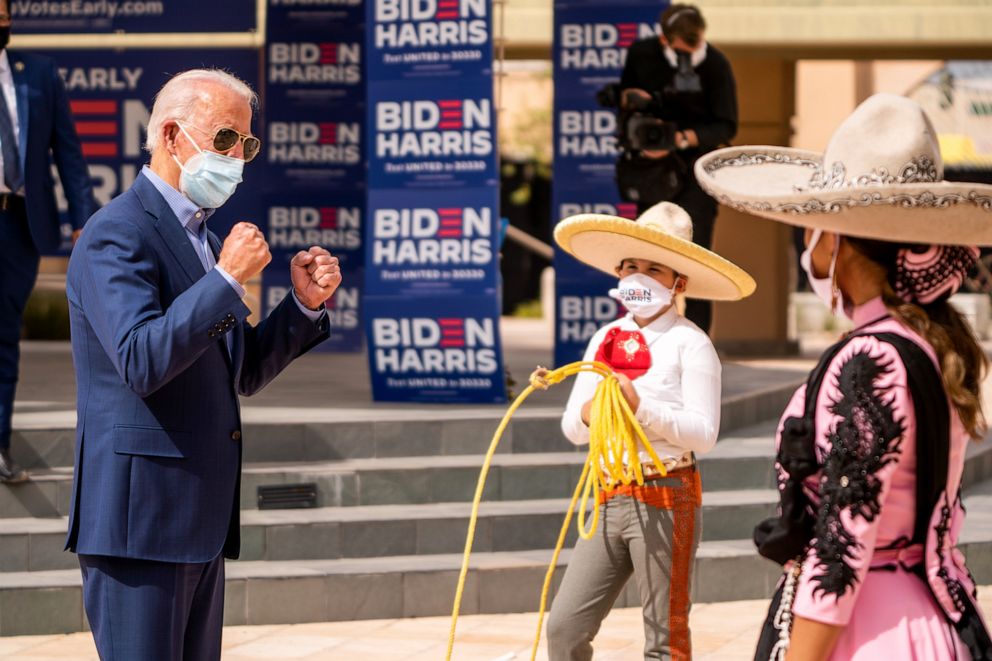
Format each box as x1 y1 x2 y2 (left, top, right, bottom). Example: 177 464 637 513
179 122 261 162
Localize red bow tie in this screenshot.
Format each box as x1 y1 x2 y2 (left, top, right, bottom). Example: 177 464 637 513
594 328 651 380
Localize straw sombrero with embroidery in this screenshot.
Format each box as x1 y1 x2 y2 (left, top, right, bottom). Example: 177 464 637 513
694 93 992 246
554 201 756 301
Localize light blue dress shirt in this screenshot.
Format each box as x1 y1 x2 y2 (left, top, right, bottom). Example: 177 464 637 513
141 166 325 323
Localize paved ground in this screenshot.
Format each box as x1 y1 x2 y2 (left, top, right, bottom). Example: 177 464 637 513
3 587 991 660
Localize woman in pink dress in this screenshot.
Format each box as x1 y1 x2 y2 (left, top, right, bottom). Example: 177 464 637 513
695 93 992 660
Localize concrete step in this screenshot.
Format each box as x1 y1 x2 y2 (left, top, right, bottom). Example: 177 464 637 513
237 429 781 509
6 521 992 637
0 489 779 572
5 427 992 519
9 376 803 470
0 540 779 636
0 425 781 518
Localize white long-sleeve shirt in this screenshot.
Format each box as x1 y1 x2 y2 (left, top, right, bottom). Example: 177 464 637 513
561 306 722 463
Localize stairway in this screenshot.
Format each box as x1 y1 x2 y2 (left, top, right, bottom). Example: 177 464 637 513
3 382 992 637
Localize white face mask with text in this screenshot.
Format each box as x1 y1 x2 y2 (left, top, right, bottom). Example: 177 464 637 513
609 272 676 318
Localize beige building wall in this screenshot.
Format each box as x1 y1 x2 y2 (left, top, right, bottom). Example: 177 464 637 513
710 57 796 353
794 60 941 151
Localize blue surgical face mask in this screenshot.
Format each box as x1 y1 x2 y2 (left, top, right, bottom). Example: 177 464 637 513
172 122 244 209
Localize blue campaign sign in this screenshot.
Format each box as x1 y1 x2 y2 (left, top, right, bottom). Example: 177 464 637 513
265 38 365 111
551 1 664 364
551 183 638 281
13 0 256 34
366 0 492 81
554 5 659 93
264 193 364 266
365 187 498 297
40 48 262 254
264 106 364 193
554 189 638 224
366 78 497 189
365 293 506 403
554 274 621 367
262 264 364 353
267 0 364 36
553 94 620 191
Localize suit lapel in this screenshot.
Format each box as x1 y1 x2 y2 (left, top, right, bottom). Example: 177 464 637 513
134 174 207 285
9 53 28 171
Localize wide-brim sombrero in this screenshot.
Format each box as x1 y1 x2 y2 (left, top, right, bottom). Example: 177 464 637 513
554 202 757 301
694 94 992 246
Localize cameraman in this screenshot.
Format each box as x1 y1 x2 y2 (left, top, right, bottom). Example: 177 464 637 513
618 3 737 333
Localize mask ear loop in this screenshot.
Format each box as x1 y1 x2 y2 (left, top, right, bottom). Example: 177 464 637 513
171 122 205 175
827 234 842 314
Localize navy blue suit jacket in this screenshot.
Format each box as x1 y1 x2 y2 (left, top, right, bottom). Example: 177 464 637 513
10 50 95 251
64 173 329 563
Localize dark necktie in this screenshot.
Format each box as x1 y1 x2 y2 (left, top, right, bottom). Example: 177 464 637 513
0 85 21 193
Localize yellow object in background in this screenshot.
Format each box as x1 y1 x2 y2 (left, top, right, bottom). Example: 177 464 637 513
938 134 992 169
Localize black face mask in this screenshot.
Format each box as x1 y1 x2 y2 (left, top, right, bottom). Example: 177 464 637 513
0 26 10 51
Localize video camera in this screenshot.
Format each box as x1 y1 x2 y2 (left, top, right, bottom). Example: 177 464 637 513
599 50 704 205
597 84 675 152
597 50 702 152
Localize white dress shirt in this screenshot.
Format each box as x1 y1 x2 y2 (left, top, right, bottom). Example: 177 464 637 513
0 50 21 195
561 306 722 464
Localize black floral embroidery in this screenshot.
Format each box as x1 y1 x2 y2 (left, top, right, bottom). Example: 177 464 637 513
810 349 906 600
934 494 972 611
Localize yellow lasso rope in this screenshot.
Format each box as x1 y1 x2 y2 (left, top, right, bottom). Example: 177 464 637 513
445 360 669 661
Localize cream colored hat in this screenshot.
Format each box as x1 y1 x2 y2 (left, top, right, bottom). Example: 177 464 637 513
694 93 992 245
554 201 757 301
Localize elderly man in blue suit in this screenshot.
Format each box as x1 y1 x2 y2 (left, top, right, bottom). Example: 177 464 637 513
0 3 96 483
65 69 339 660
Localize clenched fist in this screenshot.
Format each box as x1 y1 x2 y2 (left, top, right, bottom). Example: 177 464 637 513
291 246 341 310
217 222 271 284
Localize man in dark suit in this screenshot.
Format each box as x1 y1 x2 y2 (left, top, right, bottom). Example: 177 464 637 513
65 69 338 660
0 2 96 482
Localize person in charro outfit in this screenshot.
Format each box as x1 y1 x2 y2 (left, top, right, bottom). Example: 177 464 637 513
696 93 992 660
542 201 756 660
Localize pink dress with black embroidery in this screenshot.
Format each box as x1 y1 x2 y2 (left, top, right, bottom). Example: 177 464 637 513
777 297 984 659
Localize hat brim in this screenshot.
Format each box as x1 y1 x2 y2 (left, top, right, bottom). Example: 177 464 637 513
694 146 992 246
554 214 757 301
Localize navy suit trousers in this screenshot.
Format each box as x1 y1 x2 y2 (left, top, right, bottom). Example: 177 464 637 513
79 553 225 661
0 200 38 449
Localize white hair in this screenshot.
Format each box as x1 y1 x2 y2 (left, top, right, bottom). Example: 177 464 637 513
144 69 258 154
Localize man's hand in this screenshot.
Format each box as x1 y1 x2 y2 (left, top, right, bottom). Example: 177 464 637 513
72 228 83 246
291 247 341 310
217 222 271 284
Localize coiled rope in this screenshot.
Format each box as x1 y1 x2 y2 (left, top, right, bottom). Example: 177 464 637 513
445 360 668 661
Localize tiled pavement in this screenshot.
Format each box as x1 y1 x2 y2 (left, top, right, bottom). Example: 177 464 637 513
2 587 990 660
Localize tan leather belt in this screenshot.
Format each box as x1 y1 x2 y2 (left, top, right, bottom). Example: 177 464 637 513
642 453 695 479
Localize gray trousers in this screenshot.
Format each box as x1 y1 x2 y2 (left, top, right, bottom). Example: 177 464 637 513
546 469 702 661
